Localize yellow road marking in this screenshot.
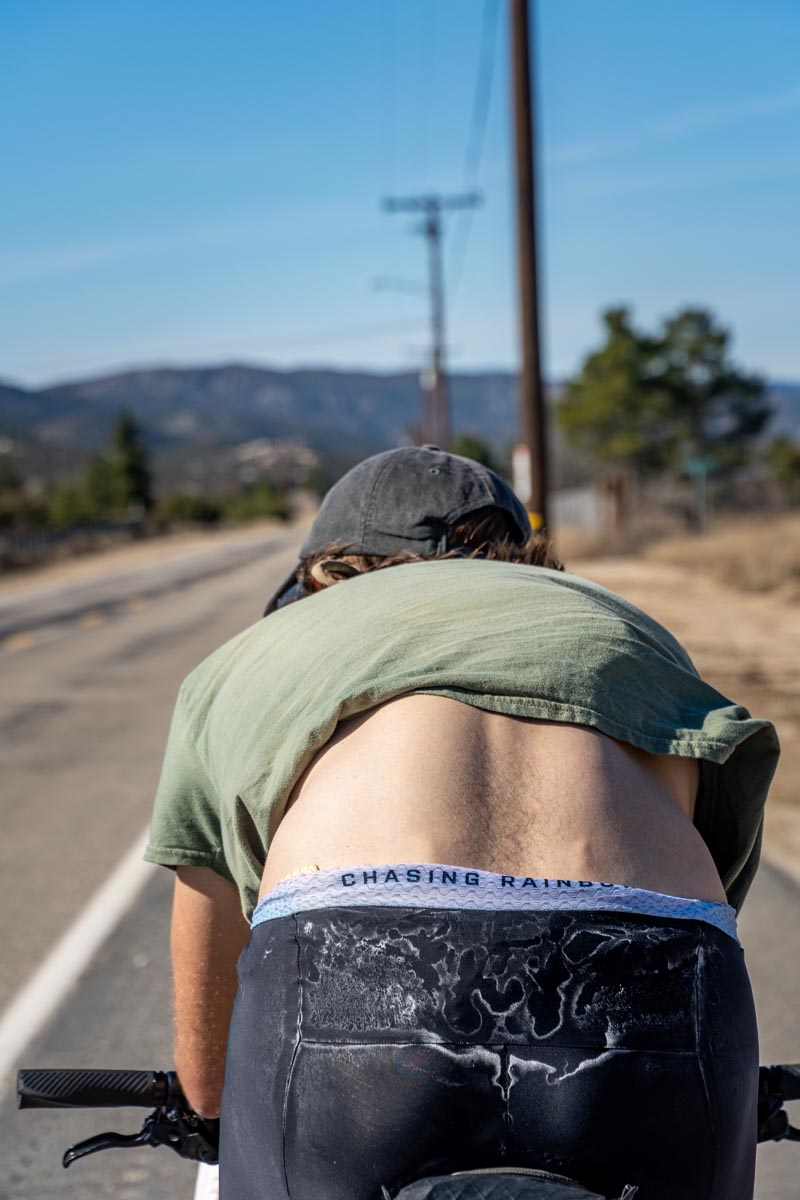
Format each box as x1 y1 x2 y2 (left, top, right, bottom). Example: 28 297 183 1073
1 631 37 653
79 610 106 628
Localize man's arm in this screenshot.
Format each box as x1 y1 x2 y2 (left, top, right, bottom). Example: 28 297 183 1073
170 866 251 1117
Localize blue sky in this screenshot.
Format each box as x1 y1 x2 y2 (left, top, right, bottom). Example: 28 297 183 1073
2 0 800 386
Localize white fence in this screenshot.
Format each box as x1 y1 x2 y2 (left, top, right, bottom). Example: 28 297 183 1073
550 486 615 536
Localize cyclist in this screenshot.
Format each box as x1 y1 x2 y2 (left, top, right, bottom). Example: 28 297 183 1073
146 445 779 1200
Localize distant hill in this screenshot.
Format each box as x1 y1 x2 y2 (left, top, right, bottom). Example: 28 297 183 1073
0 365 522 488
33 365 526 453
0 380 92 480
0 364 798 490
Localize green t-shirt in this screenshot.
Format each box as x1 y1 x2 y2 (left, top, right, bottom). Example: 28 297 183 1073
145 558 779 918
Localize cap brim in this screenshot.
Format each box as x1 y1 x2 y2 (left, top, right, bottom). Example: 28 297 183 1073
262 568 302 617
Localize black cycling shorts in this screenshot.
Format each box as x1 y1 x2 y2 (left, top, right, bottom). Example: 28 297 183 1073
219 906 758 1200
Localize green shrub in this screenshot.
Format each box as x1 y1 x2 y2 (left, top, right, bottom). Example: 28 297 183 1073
222 482 291 523
154 493 222 526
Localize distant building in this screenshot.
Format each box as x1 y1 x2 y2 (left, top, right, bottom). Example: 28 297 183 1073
234 439 318 484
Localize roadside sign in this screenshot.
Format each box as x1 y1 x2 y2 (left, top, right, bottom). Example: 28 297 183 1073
512 443 544 529
512 442 532 506
682 456 715 478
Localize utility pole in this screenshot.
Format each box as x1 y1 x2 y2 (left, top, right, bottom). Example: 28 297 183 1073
511 0 548 529
383 192 481 448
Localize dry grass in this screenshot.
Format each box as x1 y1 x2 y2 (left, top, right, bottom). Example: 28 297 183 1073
575 553 800 819
554 506 693 566
642 513 800 597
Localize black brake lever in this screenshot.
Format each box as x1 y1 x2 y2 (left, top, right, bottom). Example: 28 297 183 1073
759 1104 786 1144
63 1124 154 1167
758 1066 800 1145
63 1105 219 1167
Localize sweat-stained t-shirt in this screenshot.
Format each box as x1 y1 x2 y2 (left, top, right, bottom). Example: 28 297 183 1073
144 558 779 919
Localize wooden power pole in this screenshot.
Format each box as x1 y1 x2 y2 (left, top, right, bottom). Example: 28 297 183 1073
383 192 480 449
511 0 549 528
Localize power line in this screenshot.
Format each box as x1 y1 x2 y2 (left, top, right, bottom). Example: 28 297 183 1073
464 0 502 187
256 317 430 353
414 0 435 181
378 0 398 194
29 319 433 377
448 0 501 305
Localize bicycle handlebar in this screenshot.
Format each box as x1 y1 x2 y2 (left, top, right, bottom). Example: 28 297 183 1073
17 1069 175 1111
763 1064 800 1103
16 1061 800 1173
16 1068 218 1167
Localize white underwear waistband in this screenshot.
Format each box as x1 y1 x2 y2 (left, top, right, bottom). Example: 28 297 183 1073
251 863 738 941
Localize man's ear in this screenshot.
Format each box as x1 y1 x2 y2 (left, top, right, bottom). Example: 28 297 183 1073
309 559 363 588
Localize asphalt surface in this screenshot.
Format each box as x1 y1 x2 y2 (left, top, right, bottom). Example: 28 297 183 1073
0 534 300 1015
1 538 797 1198
0 525 296 640
2 870 188 1200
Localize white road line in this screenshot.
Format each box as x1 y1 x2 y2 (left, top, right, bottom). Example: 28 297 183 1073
0 826 156 1089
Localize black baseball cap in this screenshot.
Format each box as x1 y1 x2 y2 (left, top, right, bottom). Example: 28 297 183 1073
263 445 531 615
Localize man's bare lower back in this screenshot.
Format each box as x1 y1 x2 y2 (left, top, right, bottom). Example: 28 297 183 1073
261 695 725 903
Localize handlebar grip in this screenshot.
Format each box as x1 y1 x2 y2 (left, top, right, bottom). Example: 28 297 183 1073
17 1069 171 1110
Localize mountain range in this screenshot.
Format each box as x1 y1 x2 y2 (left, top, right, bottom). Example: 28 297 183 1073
1 364 798 490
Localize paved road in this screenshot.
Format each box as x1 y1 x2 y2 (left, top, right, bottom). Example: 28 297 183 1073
1 871 187 1200
1 540 797 1197
0 524 296 640
0 533 300 1015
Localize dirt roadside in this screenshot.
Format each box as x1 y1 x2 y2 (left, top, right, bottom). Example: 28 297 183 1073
571 555 800 884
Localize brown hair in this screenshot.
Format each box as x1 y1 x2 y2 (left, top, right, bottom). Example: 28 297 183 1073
297 505 563 592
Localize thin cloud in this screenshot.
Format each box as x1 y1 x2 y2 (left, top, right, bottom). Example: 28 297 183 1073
0 201 367 287
0 221 257 286
551 151 800 200
8 317 433 387
547 83 800 167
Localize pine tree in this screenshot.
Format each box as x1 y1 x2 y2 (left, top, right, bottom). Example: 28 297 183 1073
557 306 771 479
112 411 153 512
